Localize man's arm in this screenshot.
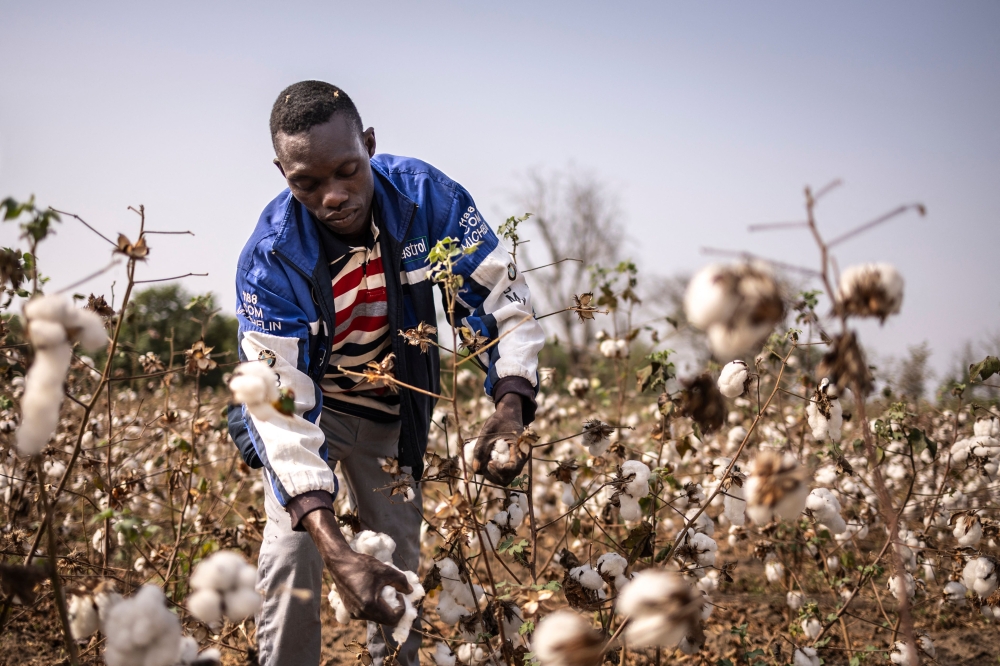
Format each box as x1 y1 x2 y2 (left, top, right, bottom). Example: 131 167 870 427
432 186 546 485
236 265 409 621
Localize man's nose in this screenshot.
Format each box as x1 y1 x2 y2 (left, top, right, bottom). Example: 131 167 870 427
321 185 350 210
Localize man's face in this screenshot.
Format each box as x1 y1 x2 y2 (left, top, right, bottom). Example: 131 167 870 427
273 114 376 238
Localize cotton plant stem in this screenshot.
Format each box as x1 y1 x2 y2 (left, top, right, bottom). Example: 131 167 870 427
36 457 80 666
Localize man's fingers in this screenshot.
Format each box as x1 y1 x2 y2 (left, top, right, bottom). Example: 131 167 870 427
385 568 414 595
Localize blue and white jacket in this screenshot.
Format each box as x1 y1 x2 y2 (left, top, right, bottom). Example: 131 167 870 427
227 154 545 509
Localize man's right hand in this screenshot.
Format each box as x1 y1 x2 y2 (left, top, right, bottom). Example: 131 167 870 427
301 508 412 625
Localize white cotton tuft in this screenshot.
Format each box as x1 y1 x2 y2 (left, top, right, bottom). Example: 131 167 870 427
103 585 182 666
228 361 279 420
806 396 843 442
532 609 604 666
16 342 72 455
618 493 642 522
616 570 702 648
962 557 998 597
596 552 628 579
432 642 458 666
800 618 821 641
717 361 749 398
765 557 785 584
621 460 651 498
888 573 916 602
953 514 983 547
793 647 820 666
351 530 397 564
786 590 804 611
68 594 100 640
806 488 846 535
837 263 904 321
65 307 109 351
684 264 739 330
943 580 967 606
599 338 627 359
186 550 260 626
490 438 511 464
570 565 605 592
723 484 747 526
890 641 917 666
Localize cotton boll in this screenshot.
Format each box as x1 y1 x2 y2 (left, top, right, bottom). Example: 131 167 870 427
621 460 651 498
800 618 821 641
943 580 967 606
825 555 841 573
65 307 108 351
684 264 739 329
723 484 746 526
103 585 182 666
177 636 199 664
765 557 785 584
570 565 605 592
16 343 72 455
717 361 749 398
599 338 627 359
455 643 487 665
890 641 917 666
68 594 100 640
23 293 70 324
888 573 915 602
837 263 904 321
806 488 846 535
390 569 424 644
432 643 457 666
706 322 774 360
618 493 642 522
953 514 983 547
596 552 628 580
793 647 820 666
616 570 703 648
28 319 68 348
962 557 998 597
806 398 843 442
507 503 525 529
746 451 809 524
187 589 224 627
223 587 262 620
786 591 804 611
435 591 471 625
917 634 935 659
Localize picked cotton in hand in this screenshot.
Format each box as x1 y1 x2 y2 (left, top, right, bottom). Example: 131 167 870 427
490 438 511 465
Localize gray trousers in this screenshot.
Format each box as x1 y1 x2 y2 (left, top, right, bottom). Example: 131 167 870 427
256 411 424 666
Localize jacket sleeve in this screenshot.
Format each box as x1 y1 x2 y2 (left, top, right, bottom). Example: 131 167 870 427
434 185 546 420
234 263 337 511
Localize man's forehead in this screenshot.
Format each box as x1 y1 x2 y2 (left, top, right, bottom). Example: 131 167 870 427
276 117 364 170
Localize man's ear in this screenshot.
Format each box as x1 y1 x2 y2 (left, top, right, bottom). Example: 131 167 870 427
273 158 286 178
363 127 377 158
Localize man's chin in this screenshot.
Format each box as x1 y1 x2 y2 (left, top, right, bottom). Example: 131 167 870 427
320 213 365 237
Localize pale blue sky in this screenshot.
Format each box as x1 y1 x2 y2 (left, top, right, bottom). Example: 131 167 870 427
1 1 998 377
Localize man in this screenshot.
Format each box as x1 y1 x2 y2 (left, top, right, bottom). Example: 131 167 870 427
228 81 545 665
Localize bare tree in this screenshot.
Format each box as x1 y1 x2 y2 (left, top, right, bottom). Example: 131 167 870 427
514 168 623 370
897 341 932 400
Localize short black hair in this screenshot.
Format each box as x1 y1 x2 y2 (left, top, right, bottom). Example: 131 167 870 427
269 81 363 149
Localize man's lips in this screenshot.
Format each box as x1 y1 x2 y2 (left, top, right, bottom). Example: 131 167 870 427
322 208 357 223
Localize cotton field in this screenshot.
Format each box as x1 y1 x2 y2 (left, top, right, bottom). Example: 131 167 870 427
1 191 999 666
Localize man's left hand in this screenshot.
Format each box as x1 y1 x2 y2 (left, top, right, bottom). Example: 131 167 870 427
472 393 527 486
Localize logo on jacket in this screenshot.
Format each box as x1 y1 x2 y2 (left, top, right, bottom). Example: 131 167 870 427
258 349 277 367
402 236 428 265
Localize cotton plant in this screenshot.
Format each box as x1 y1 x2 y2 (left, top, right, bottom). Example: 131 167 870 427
185 550 262 629
805 378 844 442
614 459 650 522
